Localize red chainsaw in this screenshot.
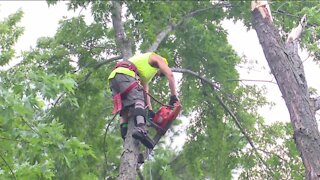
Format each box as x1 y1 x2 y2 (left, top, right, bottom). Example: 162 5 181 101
149 101 182 149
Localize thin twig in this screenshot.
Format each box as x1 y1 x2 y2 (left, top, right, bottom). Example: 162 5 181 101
0 137 29 143
227 78 277 85
215 94 274 175
53 92 66 107
20 118 42 138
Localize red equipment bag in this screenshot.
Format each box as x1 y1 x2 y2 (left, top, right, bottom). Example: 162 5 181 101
111 81 139 114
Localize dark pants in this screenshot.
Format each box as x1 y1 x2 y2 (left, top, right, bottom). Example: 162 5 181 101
109 73 145 115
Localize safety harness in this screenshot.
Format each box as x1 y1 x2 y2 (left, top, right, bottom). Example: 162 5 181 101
114 61 139 75
112 61 140 114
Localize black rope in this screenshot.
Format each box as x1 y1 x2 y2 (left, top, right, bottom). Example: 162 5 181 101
144 91 168 107
103 112 118 179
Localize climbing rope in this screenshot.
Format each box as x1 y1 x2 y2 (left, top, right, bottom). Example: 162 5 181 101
103 112 118 179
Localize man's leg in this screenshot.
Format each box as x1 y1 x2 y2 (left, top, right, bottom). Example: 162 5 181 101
119 108 129 140
113 74 153 149
120 106 145 164
131 100 154 149
120 117 128 140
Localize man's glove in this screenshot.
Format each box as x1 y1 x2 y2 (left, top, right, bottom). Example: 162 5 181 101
148 109 155 119
169 95 178 106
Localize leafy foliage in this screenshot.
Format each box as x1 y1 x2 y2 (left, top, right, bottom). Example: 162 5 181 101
1 0 315 179
0 10 24 65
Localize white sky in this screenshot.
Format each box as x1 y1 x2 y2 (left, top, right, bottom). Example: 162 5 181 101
223 20 320 125
0 2 319 125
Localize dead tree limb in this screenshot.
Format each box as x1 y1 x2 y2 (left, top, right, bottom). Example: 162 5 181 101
313 96 320 112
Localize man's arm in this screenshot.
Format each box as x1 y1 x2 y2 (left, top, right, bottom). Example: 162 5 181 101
149 54 177 96
143 83 152 110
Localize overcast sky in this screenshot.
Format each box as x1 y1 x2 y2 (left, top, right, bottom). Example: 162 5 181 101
1 1 319 125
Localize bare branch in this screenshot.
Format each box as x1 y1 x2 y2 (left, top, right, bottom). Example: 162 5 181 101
171 67 220 90
215 93 274 174
110 1 132 59
272 10 319 28
93 55 122 70
313 96 320 111
0 153 16 180
146 24 175 53
0 137 29 143
227 78 278 85
286 14 307 43
146 2 231 52
80 55 122 84
257 148 287 162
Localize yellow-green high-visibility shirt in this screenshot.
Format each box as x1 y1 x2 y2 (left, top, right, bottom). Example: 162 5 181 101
108 52 164 84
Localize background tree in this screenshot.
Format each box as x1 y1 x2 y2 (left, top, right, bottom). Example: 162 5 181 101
251 1 320 179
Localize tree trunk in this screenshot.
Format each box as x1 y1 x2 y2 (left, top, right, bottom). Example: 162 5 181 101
111 1 132 60
118 117 140 180
252 8 320 179
110 1 138 179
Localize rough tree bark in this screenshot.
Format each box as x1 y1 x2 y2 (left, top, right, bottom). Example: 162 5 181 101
117 120 140 180
110 1 132 60
251 6 320 180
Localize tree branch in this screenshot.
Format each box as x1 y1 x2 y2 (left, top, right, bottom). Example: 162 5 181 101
171 67 220 90
257 148 288 162
227 78 278 85
0 137 29 143
93 55 122 70
79 55 122 85
0 153 16 180
146 2 231 52
173 67 275 176
313 96 320 111
286 14 307 43
215 93 274 174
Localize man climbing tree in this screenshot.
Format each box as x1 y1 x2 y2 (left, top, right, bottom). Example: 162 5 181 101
108 52 179 162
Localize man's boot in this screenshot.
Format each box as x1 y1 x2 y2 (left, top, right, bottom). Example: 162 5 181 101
132 124 154 149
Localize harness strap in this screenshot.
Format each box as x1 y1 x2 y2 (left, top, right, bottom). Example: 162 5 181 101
122 81 139 97
112 81 140 114
115 61 139 76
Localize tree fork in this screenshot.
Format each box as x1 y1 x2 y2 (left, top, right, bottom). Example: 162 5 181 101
251 6 320 179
